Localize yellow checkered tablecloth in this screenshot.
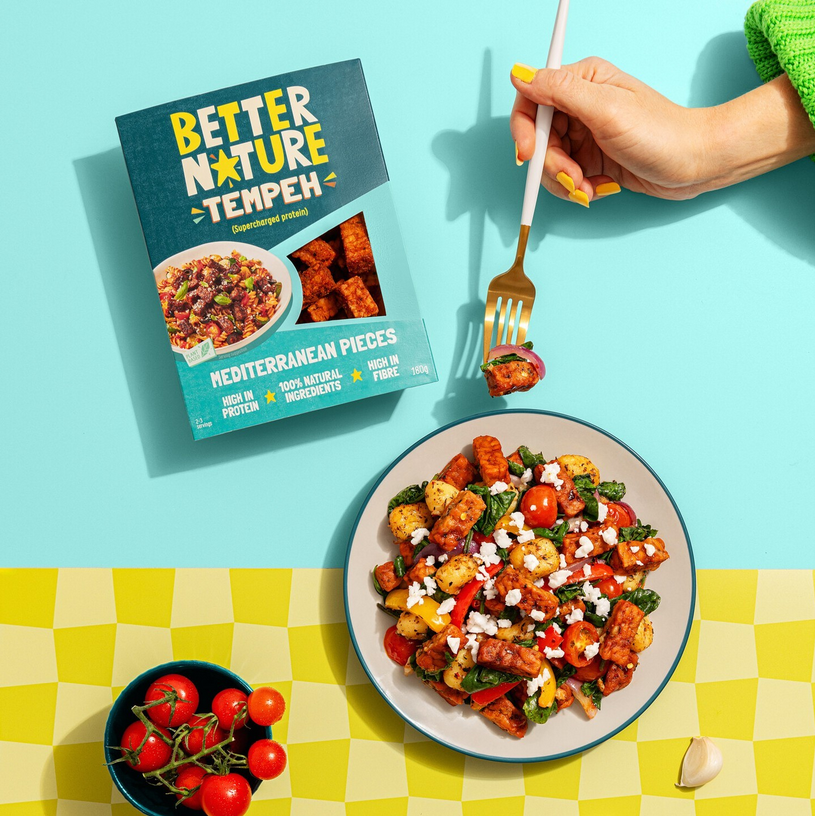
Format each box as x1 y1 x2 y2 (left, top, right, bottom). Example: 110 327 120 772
1 568 813 816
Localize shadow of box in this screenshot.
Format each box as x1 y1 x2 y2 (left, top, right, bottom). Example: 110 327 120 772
289 212 387 324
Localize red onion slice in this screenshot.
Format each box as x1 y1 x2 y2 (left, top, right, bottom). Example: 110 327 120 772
487 345 546 379
565 677 598 719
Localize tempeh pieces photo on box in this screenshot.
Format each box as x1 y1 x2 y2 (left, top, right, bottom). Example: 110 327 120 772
290 212 385 324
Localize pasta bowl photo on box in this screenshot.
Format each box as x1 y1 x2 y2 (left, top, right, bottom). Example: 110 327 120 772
153 241 291 356
344 410 695 762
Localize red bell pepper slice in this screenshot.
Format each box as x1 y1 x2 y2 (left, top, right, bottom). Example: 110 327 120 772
561 563 614 586
537 627 563 652
450 561 504 629
470 680 521 707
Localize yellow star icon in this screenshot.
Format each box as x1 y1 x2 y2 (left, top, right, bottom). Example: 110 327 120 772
265 390 276 403
211 149 241 186
352 369 363 382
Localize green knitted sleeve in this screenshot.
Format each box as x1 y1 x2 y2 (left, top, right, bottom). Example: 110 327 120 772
744 0 815 137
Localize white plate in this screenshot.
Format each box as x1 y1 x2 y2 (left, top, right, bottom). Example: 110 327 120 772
153 241 292 355
344 410 695 762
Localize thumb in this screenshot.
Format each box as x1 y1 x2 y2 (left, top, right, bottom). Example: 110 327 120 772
511 63 611 124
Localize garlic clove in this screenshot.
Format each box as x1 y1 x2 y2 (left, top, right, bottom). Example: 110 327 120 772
677 736 723 788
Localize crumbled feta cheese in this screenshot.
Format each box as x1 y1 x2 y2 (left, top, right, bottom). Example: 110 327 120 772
521 468 533 485
630 545 640 553
478 540 501 566
533 578 545 588
406 581 426 609
510 511 526 531
505 588 522 607
483 578 498 600
597 502 608 523
614 575 626 584
595 596 611 617
581 581 602 607
493 528 512 549
517 528 535 544
437 597 456 615
568 516 584 533
476 566 491 584
489 480 509 495
540 462 564 489
465 634 480 661
446 636 460 654
544 646 565 659
525 622 536 633
551 622 562 634
410 527 430 546
547 569 572 589
635 560 643 566
600 527 618 546
575 536 594 559
523 553 540 572
529 609 545 622
497 618 512 628
438 554 448 563
582 563 593 577
644 542 656 557
525 666 553 697
580 521 589 533
583 641 600 660
466 611 498 636
423 576 438 595
425 555 435 567
565 607 584 625
559 554 568 569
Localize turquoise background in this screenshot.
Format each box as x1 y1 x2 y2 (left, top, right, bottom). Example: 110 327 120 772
3 0 813 567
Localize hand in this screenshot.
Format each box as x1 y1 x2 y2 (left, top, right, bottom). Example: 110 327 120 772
511 57 815 206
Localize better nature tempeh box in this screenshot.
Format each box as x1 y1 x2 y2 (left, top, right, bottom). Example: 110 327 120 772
116 60 436 440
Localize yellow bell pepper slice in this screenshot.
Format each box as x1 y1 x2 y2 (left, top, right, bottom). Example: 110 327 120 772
538 657 557 709
384 589 450 632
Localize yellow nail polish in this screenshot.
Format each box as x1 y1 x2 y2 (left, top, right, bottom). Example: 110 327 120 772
568 190 590 208
512 63 538 83
556 172 575 193
596 182 621 196
515 143 523 166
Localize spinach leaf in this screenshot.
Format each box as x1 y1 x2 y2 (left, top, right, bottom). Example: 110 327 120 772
507 459 525 477
498 607 520 623
584 611 606 627
573 474 599 522
479 342 535 372
533 520 568 546
596 480 626 501
460 666 522 694
535 617 564 636
523 693 558 724
496 546 511 561
376 603 401 619
554 663 576 686
388 482 429 515
518 445 545 470
610 587 661 615
372 569 387 598
515 639 537 648
618 520 658 542
411 652 453 683
463 528 474 554
581 680 603 709
467 485 516 536
394 556 406 578
596 550 616 564
554 584 584 603
413 540 429 560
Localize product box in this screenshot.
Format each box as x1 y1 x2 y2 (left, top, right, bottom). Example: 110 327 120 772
116 60 437 440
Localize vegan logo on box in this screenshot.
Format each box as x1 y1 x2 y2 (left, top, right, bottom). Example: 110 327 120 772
116 59 436 440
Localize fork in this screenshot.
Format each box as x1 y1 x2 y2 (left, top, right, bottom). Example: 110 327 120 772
482 0 571 363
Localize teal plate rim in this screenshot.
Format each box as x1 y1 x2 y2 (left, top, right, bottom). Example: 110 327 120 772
343 408 696 764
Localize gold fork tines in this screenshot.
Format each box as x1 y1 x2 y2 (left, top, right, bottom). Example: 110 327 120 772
483 225 536 363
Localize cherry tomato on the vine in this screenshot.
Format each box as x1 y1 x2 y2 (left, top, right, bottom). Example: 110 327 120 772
145 674 199 728
175 765 208 810
212 688 248 731
520 485 558 529
120 720 173 772
605 502 635 527
201 773 252 816
183 715 227 755
561 621 600 668
247 686 286 727
247 738 287 780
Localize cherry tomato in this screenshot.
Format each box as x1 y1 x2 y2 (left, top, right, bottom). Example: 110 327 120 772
247 687 286 727
120 720 172 772
596 576 624 599
604 502 634 527
184 715 227 755
247 738 287 780
520 485 558 529
384 625 419 665
176 765 208 810
561 563 614 586
201 773 252 816
212 689 248 731
573 656 608 682
561 621 600 668
145 674 199 728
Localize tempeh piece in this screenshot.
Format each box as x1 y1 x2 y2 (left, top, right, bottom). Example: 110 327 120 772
428 490 486 551
476 637 542 679
599 600 644 665
472 436 510 486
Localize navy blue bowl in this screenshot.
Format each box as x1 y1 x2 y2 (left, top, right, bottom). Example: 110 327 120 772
104 660 272 816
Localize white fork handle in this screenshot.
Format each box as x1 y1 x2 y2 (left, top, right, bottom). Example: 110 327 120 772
520 0 571 227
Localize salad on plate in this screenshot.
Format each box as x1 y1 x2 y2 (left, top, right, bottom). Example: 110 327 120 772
372 434 670 738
